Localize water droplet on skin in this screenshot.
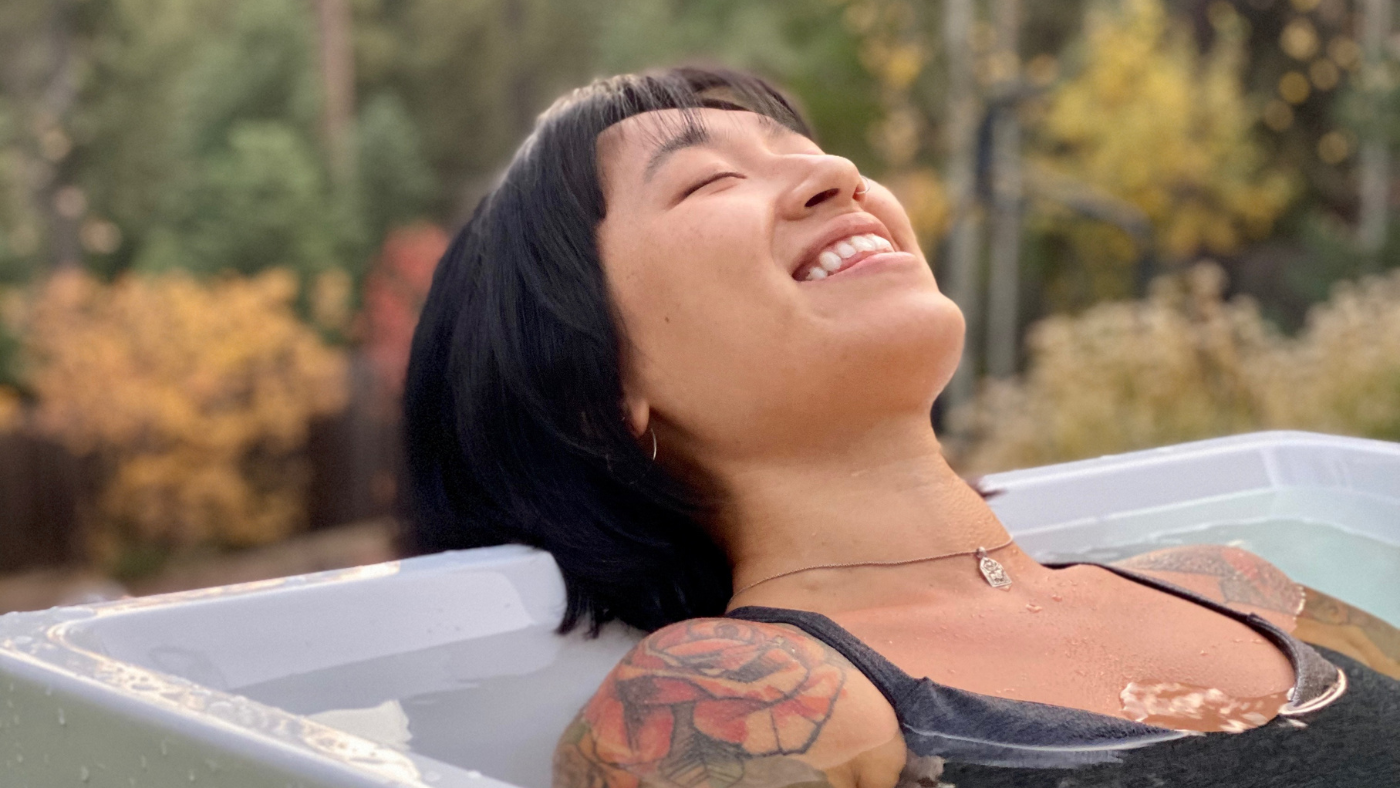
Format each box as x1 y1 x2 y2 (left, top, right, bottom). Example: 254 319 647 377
1050 594 1063 602
1025 603 1043 613
1200 650 1209 656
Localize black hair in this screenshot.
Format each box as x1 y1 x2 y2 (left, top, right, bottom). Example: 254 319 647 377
402 67 811 635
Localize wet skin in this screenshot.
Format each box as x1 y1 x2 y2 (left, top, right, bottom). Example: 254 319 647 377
553 109 1400 788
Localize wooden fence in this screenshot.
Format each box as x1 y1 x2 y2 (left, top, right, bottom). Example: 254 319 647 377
0 357 400 575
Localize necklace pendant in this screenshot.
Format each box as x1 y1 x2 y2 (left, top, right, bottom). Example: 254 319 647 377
976 547 1012 588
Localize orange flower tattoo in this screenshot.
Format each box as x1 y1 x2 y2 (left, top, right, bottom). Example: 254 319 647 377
556 619 847 788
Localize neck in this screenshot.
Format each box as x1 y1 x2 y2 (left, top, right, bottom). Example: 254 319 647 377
717 415 1024 611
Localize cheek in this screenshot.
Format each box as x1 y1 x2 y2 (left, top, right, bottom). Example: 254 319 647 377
603 210 799 386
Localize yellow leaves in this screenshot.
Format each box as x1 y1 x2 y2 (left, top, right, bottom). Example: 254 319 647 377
1279 71 1311 104
843 0 929 168
1036 0 1296 267
20 268 348 555
0 387 18 432
873 42 925 92
956 266 1400 473
885 168 950 245
1280 18 1320 61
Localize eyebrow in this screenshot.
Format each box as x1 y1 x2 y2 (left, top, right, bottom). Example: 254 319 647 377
642 123 711 183
640 114 795 184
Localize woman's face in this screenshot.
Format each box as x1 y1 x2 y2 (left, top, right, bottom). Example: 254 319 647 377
597 108 964 466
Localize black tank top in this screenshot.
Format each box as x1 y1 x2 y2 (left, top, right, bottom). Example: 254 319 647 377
727 562 1400 787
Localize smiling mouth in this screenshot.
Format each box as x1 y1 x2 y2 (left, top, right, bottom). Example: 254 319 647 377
794 233 896 281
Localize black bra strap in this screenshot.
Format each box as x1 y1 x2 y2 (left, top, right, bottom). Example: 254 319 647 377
726 605 920 710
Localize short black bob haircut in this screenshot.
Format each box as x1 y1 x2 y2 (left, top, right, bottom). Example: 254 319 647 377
402 67 812 635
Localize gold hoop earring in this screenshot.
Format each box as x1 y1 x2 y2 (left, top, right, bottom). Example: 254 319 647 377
648 427 658 461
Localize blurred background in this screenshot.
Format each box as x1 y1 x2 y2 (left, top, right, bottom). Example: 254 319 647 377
1 0 1397 612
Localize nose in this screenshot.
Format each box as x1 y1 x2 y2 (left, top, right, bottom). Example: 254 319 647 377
780 155 866 218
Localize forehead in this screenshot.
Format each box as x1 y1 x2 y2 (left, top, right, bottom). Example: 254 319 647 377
596 108 806 184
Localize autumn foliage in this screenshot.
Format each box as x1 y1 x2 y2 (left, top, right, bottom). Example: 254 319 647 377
1034 0 1296 302
18 269 347 559
358 223 447 401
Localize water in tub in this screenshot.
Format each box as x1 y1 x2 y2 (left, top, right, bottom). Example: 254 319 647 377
230 516 1396 788
232 617 637 788
1037 517 1400 627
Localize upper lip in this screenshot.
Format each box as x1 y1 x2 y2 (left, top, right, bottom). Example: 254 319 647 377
790 213 899 280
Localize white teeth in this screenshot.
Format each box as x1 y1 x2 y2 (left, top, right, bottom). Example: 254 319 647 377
801 234 896 281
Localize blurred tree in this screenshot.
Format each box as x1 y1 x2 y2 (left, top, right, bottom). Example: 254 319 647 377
1031 0 1296 310
356 92 436 249
137 122 340 277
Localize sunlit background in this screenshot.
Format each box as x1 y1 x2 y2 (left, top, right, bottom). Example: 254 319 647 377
1 0 1397 612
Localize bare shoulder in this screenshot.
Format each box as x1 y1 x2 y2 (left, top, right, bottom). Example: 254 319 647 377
552 617 910 788
1109 544 1304 621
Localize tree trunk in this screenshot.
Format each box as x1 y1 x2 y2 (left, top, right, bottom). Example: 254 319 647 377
942 0 984 413
314 0 357 190
1358 0 1392 259
986 0 1022 379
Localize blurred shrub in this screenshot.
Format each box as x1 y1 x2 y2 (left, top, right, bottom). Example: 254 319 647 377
955 264 1400 473
1255 271 1400 442
20 269 347 562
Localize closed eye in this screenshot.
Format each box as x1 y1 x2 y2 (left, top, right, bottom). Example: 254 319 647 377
680 171 745 201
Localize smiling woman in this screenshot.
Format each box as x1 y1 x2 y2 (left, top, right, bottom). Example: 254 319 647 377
401 68 1400 788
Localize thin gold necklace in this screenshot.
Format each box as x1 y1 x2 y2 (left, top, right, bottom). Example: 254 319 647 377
731 536 1017 597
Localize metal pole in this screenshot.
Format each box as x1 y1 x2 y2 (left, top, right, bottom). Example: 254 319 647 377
313 0 357 190
1358 0 1392 258
942 0 984 411
986 0 1022 378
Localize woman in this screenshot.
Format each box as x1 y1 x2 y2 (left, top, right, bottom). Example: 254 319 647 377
403 68 1400 788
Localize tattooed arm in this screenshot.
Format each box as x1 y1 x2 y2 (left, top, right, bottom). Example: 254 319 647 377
552 618 912 788
1112 544 1400 679
1293 586 1400 679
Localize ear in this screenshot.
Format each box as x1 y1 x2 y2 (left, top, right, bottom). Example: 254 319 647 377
622 390 650 439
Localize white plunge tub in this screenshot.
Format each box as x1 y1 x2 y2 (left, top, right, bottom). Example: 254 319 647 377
2 431 1397 788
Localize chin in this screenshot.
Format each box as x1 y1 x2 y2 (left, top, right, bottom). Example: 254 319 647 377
842 290 965 409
